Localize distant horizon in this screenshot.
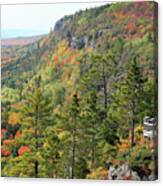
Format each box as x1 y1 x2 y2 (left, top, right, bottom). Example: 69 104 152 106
1 28 49 39
1 2 109 39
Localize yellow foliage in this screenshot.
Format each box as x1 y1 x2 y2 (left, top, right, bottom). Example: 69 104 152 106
87 167 108 179
137 135 145 145
58 131 70 140
8 112 21 126
135 125 144 133
85 47 93 53
67 79 73 87
118 125 146 154
43 142 49 148
57 40 69 55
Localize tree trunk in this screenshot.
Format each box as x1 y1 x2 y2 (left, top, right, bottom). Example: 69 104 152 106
71 126 76 179
102 62 107 117
91 134 95 168
131 120 135 147
34 105 39 177
34 161 39 178
35 128 39 177
131 106 136 147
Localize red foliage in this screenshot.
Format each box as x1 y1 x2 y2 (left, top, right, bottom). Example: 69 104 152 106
54 55 59 63
18 146 30 156
123 175 133 180
1 148 11 157
48 60 51 66
128 19 136 34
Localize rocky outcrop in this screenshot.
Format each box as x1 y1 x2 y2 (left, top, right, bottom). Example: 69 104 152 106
107 163 156 181
53 9 110 50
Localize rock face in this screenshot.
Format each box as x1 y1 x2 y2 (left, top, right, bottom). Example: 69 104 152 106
54 19 64 33
69 36 89 49
54 22 101 50
53 6 110 50
55 26 94 49
107 163 155 181
54 19 91 49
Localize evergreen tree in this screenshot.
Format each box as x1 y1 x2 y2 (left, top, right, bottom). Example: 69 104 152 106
10 76 57 177
55 93 89 179
70 93 79 178
81 90 100 169
123 56 146 147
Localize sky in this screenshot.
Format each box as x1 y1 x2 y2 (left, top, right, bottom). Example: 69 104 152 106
1 2 109 38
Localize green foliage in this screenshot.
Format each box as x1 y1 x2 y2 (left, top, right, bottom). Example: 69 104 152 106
128 145 152 170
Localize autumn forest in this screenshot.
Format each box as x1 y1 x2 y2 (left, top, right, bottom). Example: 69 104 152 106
1 1 158 180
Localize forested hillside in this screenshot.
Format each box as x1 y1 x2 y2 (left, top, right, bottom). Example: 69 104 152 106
1 1 158 180
1 35 44 47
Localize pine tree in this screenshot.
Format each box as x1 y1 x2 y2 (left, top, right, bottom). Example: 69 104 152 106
79 50 120 169
13 76 56 177
69 93 79 178
81 90 101 169
124 56 146 147
81 52 117 120
55 93 87 179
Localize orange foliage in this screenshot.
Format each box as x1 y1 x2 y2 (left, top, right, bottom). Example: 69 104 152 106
100 168 108 179
15 130 22 138
118 139 130 153
18 146 30 156
8 112 21 126
87 167 108 179
110 11 127 21
128 20 136 34
70 54 77 62
1 148 11 157
3 139 14 146
48 40 84 70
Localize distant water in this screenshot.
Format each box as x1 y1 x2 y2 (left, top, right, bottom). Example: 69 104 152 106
1 29 49 39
